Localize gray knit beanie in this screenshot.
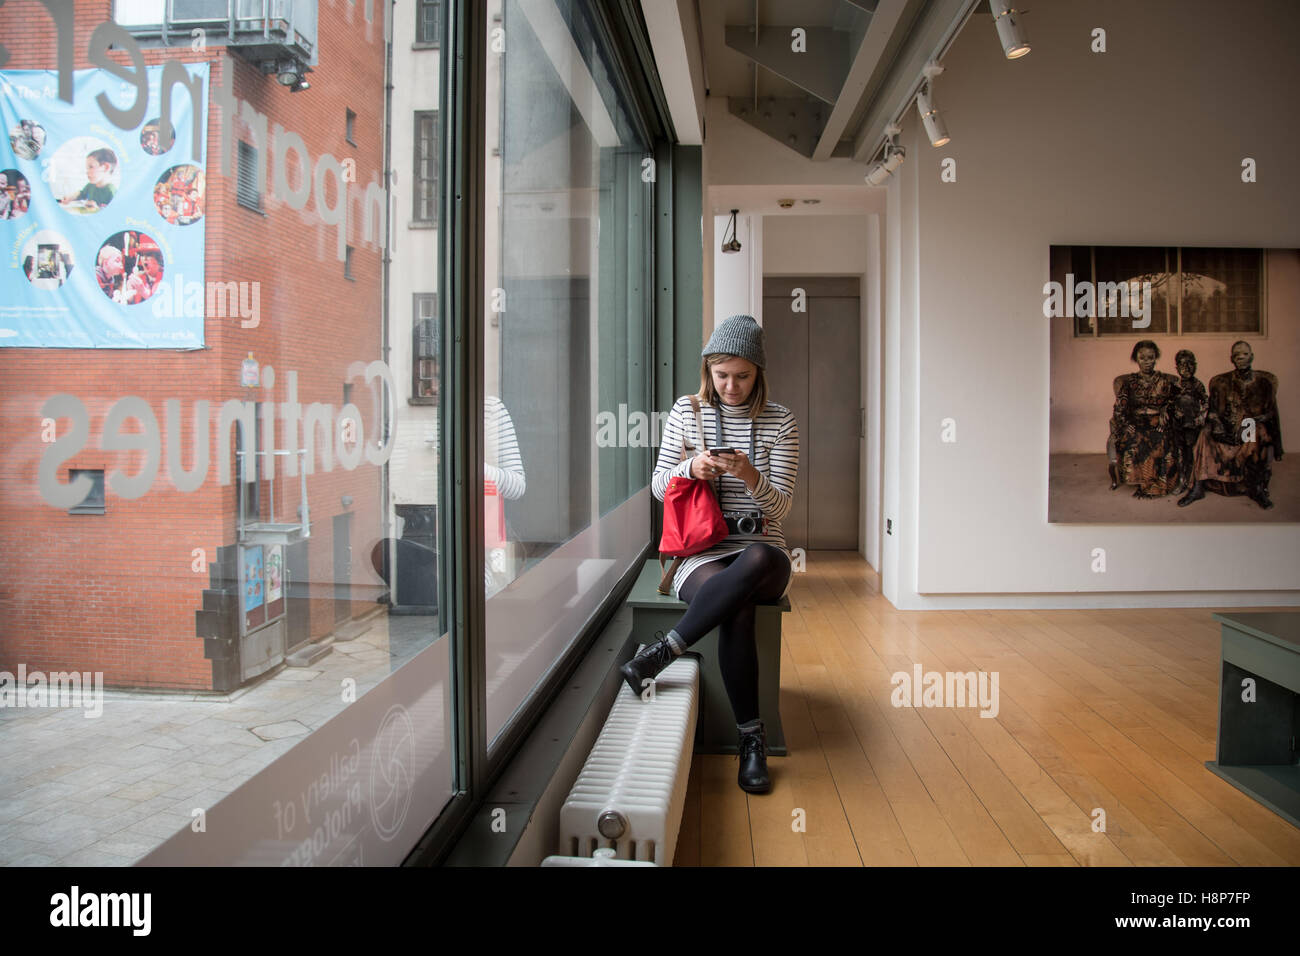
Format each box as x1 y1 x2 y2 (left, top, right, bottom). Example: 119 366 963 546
702 314 766 369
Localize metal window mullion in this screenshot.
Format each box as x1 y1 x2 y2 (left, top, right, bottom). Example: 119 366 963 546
447 0 488 829
1089 246 1097 337
1174 246 1181 334
401 0 487 868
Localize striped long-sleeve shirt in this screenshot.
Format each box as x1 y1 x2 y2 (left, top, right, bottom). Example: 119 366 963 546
484 395 525 499
652 394 799 598
401 395 525 502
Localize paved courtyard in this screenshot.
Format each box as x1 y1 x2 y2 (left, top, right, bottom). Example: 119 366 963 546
0 611 436 866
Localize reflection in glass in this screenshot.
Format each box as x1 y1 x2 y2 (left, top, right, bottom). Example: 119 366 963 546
482 0 654 744
0 0 454 865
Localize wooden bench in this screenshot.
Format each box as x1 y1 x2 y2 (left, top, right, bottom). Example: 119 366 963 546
626 558 789 755
1205 612 1300 829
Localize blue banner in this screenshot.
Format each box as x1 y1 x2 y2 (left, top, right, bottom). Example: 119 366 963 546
1 64 208 348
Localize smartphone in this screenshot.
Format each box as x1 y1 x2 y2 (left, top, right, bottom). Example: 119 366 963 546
708 447 737 455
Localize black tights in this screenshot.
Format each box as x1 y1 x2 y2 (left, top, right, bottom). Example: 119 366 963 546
675 544 791 726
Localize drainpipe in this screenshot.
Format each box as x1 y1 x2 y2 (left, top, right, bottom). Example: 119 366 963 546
380 0 396 597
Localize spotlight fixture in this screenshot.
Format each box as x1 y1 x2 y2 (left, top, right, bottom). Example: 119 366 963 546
916 82 950 147
276 62 300 86
289 79 310 93
990 0 1030 59
865 125 905 185
721 209 742 254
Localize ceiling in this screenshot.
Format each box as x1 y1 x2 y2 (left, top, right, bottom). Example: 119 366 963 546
687 0 983 163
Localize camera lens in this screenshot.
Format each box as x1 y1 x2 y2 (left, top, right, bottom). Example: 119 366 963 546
738 515 756 534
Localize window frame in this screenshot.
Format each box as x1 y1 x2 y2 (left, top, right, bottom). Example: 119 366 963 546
404 0 678 867
1069 245 1267 339
411 293 439 404
67 469 106 515
235 140 263 213
413 110 439 225
415 0 442 47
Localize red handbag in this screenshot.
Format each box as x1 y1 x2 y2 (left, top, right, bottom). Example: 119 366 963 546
657 396 727 593
484 479 506 550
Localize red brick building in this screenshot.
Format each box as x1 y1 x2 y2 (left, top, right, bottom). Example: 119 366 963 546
0 0 390 691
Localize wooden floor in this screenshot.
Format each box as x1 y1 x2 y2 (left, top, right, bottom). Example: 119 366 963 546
672 552 1300 866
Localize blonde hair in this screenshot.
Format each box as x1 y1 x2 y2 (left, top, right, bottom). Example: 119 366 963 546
697 353 767 422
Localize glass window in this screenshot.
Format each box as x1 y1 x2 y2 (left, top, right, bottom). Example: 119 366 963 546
417 0 442 45
236 140 262 212
1064 245 1265 337
0 0 454 866
1180 248 1263 334
483 0 654 746
1091 245 1172 335
67 469 106 515
413 294 438 400
414 111 438 223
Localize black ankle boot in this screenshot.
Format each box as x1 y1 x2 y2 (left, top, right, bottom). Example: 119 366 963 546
1250 485 1274 510
619 636 676 699
1177 481 1205 507
737 724 771 794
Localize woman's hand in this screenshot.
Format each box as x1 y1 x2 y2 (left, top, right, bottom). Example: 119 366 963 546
694 450 760 490
689 452 719 480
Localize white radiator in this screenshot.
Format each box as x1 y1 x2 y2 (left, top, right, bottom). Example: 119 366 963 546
558 652 698 866
541 849 656 867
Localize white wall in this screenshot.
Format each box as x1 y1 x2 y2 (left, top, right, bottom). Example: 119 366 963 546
712 212 760 323
702 96 883 335
883 0 1300 606
704 99 876 188
762 215 869 274
763 214 881 568
388 13 442 510
703 94 890 572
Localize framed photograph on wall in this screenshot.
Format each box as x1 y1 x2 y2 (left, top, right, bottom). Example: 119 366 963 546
1047 245 1295 523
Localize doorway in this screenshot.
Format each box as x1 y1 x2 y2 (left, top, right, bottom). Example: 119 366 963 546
761 276 861 550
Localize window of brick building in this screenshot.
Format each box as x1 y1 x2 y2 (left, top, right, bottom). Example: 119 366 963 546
67 469 105 515
236 140 262 212
416 0 442 45
413 294 438 402
414 111 438 223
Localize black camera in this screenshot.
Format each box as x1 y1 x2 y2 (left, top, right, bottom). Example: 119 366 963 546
723 510 764 535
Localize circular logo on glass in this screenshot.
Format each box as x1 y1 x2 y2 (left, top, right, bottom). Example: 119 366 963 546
369 704 414 841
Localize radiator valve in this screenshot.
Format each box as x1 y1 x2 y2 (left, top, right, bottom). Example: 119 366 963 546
597 809 627 839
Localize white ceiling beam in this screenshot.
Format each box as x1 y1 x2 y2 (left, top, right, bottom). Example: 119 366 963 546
519 0 621 148
813 0 910 160
640 0 706 144
851 0 980 163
